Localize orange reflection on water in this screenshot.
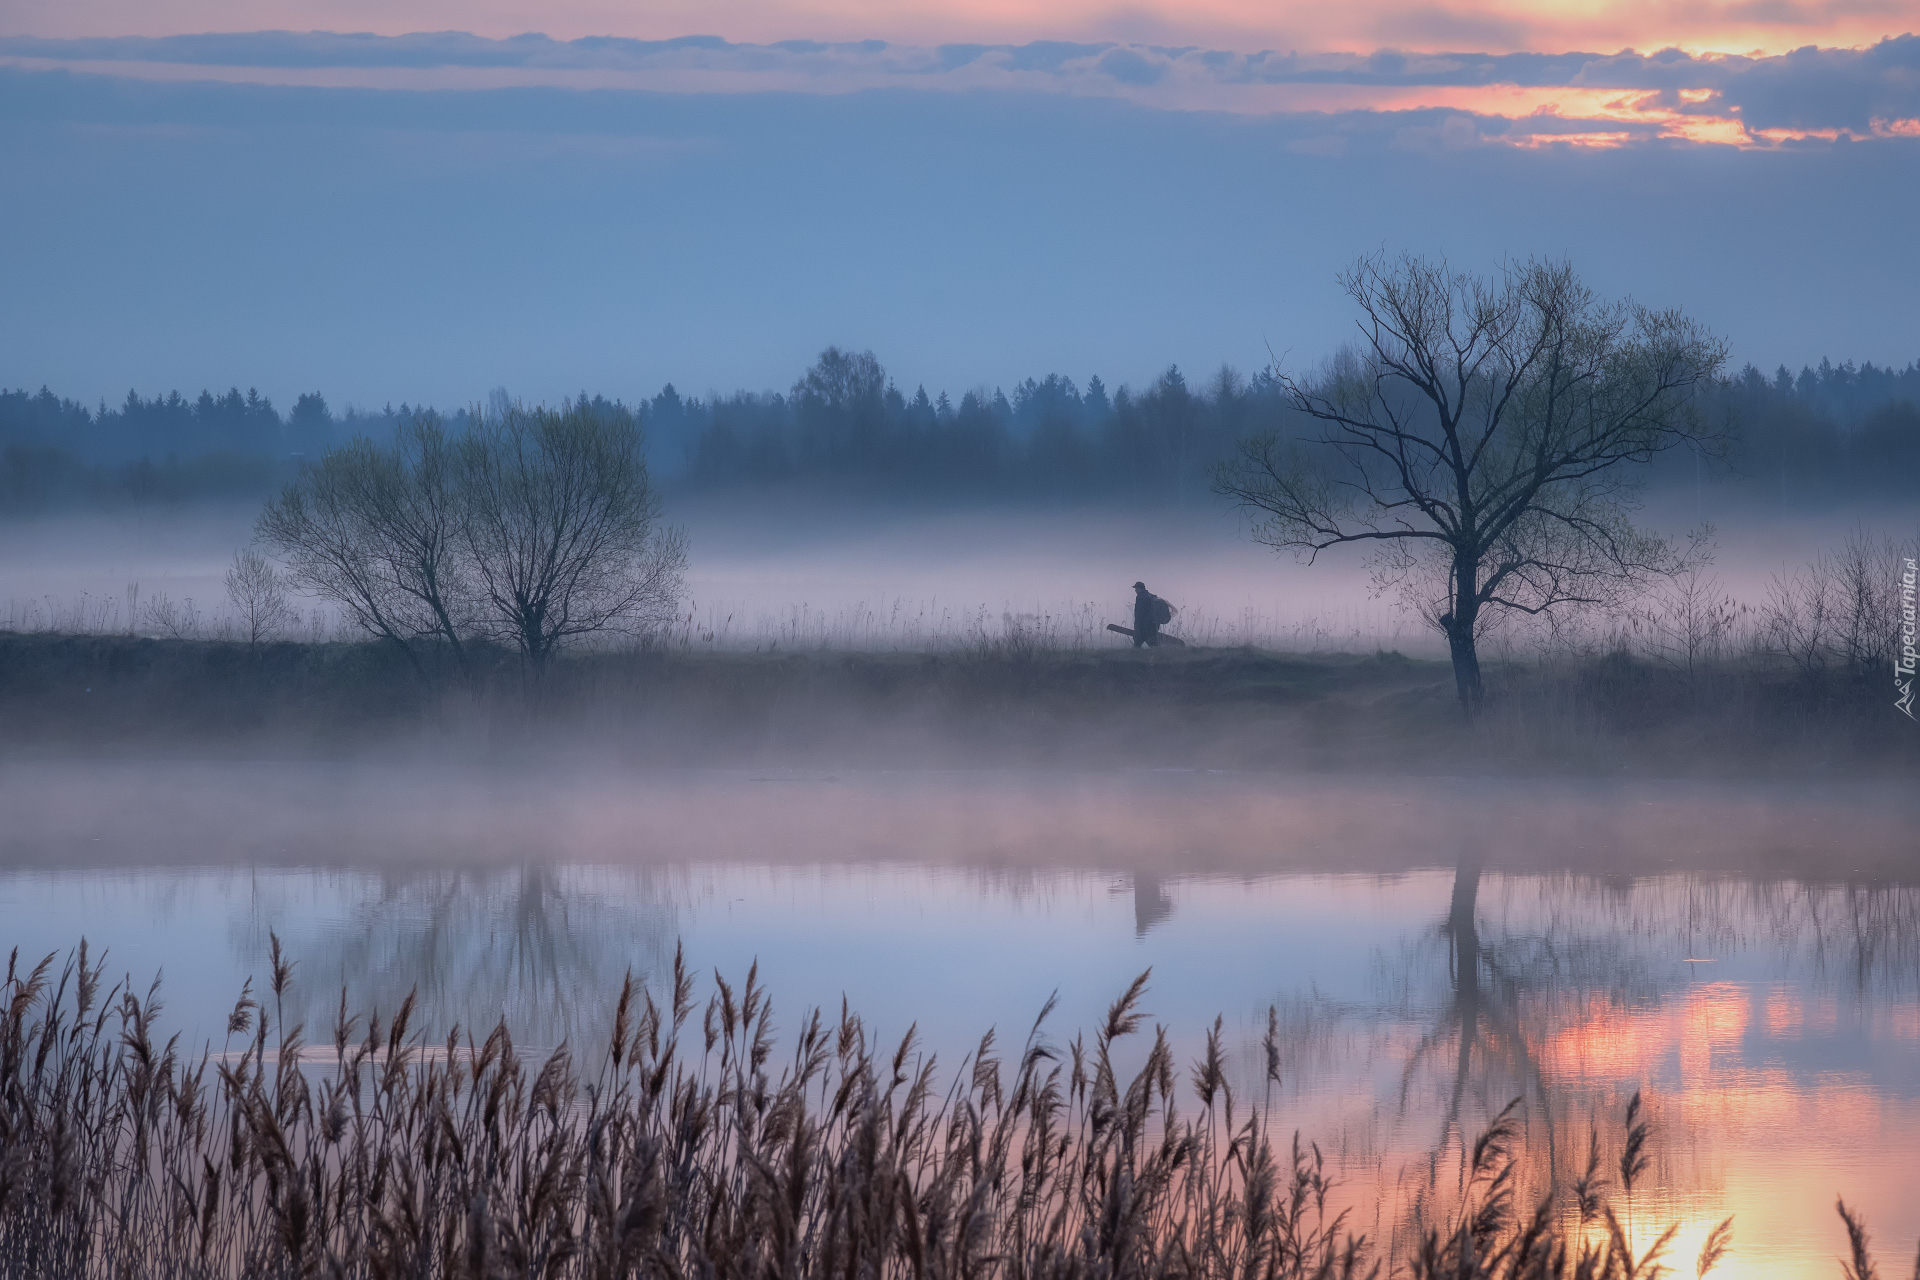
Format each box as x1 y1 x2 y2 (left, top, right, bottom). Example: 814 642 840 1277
1519 980 1920 1274
1538 982 1756 1082
1765 985 1804 1039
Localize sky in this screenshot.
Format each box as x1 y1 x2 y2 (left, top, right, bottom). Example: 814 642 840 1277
10 0 1917 55
1 0 1917 410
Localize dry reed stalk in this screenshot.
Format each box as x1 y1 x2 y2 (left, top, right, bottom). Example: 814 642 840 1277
0 940 1904 1279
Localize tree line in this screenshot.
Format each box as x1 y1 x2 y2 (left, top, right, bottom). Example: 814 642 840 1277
2 349 1916 512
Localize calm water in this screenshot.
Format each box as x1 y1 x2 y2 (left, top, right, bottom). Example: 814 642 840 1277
3 762 1915 1276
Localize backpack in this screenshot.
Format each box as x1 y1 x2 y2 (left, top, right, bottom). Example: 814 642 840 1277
1152 596 1174 626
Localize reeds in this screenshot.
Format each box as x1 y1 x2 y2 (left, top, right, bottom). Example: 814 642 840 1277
0 941 1907 1279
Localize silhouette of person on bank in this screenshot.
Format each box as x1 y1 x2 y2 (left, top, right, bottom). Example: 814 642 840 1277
1132 581 1174 648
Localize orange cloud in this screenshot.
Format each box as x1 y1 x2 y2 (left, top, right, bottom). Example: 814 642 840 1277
11 42 1906 151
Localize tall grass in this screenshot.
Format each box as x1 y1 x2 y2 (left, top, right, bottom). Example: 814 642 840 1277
645 599 1425 656
3 588 1421 657
1 586 341 645
0 941 1906 1279
8 529 1911 673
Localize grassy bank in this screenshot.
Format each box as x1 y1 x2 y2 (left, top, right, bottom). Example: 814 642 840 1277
0 941 1905 1280
1 631 1913 774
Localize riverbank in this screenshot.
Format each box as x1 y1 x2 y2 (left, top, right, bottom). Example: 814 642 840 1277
2 632 1912 776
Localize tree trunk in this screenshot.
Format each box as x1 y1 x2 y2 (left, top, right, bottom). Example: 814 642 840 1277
1445 622 1482 712
1440 549 1484 712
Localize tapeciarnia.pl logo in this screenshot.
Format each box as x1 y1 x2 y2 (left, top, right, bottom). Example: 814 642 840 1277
1899 556 1917 720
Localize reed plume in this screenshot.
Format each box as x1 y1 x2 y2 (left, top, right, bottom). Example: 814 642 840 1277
0 941 1901 1279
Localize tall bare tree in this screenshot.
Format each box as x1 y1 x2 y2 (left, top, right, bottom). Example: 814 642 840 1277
256 413 470 675
1216 255 1728 709
457 402 687 670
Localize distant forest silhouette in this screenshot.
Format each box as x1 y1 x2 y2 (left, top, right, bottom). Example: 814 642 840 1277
3 348 1917 509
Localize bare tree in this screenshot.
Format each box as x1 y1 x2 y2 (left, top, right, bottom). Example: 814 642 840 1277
256 413 470 676
141 592 202 640
1216 255 1728 709
1764 564 1837 678
257 404 685 676
457 402 687 670
1828 529 1903 675
224 547 295 648
1642 561 1745 680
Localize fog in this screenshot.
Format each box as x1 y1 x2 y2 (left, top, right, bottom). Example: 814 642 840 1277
2 757 1912 879
6 23 1918 1273
4 488 1911 654
5 482 1917 1275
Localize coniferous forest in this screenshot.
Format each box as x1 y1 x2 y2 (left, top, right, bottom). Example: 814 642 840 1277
4 348 1917 510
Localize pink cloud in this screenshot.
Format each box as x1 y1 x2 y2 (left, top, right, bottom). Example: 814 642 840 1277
5 0 1915 55
10 34 1913 150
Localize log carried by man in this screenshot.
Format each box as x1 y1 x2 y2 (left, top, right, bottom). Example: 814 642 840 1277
1107 581 1186 647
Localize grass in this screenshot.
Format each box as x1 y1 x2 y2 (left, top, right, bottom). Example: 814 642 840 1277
2 940 1904 1280
0 630 1913 776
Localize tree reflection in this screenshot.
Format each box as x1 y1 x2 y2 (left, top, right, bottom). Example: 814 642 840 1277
254 863 676 1049
1382 858 1920 1232
1397 854 1557 1191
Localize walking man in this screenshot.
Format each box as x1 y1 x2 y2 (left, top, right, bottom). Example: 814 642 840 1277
1132 581 1173 648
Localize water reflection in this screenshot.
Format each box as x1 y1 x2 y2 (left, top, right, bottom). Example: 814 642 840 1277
1312 863 1920 1269
0 781 1915 1274
261 864 679 1048
1132 872 1174 936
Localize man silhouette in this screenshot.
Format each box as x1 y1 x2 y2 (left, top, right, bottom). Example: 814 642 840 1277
1132 581 1171 648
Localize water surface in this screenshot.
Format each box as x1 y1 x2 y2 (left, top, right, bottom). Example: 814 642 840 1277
3 763 1915 1276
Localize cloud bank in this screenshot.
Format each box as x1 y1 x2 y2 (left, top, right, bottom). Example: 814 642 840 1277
4 0 1914 59
4 30 1917 142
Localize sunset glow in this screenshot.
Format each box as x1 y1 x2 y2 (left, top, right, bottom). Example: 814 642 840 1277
5 35 1915 150
1522 979 1920 1274
3 0 1918 1263
6 0 1916 57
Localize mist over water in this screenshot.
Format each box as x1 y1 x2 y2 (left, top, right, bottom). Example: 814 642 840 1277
1 760 1915 1275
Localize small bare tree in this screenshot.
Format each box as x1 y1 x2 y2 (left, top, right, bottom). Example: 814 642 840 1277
224 547 295 648
1216 254 1728 710
141 592 202 640
256 413 470 676
1828 529 1902 675
1643 562 1745 679
457 402 687 670
1763 567 1835 679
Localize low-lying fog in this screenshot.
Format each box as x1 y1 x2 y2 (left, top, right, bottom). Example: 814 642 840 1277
3 489 1913 653
3 759 1913 879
